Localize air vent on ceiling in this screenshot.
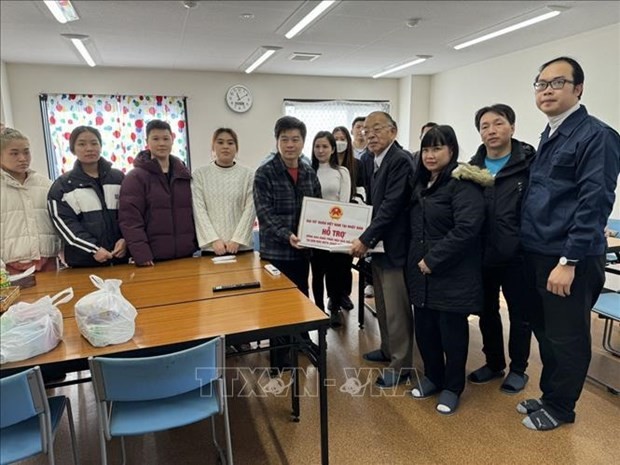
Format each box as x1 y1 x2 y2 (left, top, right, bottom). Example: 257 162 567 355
288 52 322 62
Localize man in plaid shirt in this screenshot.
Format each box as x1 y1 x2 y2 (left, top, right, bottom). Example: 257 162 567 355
254 116 321 370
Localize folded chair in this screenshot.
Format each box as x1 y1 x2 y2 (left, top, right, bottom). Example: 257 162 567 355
89 336 232 465
0 366 79 465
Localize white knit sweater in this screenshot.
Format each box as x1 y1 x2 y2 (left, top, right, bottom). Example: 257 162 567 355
191 162 255 250
316 163 351 202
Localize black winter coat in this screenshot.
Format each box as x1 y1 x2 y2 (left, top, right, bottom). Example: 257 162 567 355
48 158 128 268
469 139 535 267
406 162 490 313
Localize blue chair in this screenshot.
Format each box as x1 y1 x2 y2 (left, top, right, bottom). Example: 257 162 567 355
592 291 620 357
88 336 233 465
607 218 620 236
0 366 79 465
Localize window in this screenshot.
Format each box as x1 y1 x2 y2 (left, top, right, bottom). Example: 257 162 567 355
40 93 190 178
283 99 390 157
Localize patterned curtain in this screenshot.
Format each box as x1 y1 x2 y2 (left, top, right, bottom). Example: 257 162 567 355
41 94 189 178
283 100 390 157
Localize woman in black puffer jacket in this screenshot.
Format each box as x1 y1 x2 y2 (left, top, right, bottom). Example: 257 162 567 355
406 125 492 415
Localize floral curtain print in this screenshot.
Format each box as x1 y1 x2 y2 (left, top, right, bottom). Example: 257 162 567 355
41 94 189 178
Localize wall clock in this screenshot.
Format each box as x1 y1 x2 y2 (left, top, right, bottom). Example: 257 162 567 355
225 84 253 113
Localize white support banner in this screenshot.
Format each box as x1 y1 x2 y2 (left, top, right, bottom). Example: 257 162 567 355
297 198 382 253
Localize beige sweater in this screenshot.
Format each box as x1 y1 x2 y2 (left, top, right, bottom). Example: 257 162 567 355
1 169 61 264
191 162 255 250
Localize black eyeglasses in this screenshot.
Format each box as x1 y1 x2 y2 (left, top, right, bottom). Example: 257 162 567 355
533 78 575 92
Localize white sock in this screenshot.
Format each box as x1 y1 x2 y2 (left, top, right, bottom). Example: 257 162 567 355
437 403 451 413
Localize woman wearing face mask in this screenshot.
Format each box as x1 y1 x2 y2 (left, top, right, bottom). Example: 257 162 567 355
48 126 127 268
310 131 351 327
1 128 60 273
192 128 255 255
406 125 490 415
331 126 361 312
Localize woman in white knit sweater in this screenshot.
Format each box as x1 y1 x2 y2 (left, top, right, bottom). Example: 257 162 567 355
192 128 255 255
0 128 60 273
310 131 351 327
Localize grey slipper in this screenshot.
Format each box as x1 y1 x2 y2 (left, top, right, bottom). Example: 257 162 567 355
468 365 505 384
516 398 543 414
436 390 460 415
410 377 439 399
501 372 529 394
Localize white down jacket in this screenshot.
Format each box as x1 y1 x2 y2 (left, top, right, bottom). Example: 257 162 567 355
1 169 60 264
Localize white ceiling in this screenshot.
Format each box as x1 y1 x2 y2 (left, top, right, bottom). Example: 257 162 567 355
1 1 619 78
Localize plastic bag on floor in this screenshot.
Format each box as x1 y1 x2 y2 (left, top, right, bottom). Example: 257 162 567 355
0 288 72 364
75 275 137 347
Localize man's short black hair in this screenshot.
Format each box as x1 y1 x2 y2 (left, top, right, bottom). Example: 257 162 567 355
536 56 584 99
146 119 172 138
274 116 307 141
474 104 516 131
352 116 366 127
420 122 438 137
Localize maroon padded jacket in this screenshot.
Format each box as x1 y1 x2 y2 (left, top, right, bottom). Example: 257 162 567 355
119 150 197 265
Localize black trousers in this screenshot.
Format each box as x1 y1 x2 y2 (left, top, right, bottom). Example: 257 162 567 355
479 260 532 374
414 307 469 395
524 253 605 422
310 250 350 310
343 255 354 297
269 258 310 369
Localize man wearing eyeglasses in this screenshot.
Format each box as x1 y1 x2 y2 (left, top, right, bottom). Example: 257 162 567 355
351 111 415 388
519 57 620 431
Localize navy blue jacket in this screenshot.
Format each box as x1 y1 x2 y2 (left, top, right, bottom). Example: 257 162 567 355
359 142 415 269
521 105 620 259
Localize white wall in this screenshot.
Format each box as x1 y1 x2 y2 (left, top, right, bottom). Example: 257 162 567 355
396 75 433 152
0 61 14 127
429 23 620 217
3 64 399 174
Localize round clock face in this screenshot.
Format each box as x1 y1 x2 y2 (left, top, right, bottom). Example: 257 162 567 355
226 85 253 113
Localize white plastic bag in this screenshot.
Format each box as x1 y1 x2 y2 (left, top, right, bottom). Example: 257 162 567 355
75 275 137 347
0 288 72 364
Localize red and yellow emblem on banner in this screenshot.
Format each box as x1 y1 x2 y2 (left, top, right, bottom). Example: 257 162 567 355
329 206 343 220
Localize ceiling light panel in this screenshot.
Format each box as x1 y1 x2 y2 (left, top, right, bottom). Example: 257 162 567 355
44 0 79 24
285 1 338 39
453 8 564 50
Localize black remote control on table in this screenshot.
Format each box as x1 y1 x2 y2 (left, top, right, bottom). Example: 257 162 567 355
213 281 261 292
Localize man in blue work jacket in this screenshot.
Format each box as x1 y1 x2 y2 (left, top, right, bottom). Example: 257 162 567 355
519 56 620 431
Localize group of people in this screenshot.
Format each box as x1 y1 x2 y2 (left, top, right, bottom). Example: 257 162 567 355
1 56 619 433
1 120 255 274
349 56 619 431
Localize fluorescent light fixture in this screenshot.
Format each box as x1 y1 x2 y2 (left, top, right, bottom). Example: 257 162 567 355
285 1 337 39
372 57 429 79
44 0 79 24
245 46 281 74
71 39 96 67
454 9 562 50
62 34 96 67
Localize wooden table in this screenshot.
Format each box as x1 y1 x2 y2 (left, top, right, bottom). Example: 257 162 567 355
1 253 331 465
18 252 265 298
19 266 296 318
607 236 620 254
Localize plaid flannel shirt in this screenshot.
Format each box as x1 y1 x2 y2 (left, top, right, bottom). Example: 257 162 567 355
253 154 321 261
